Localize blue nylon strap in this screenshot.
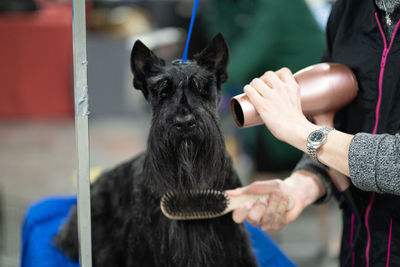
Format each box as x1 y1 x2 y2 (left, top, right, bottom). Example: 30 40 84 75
182 0 200 63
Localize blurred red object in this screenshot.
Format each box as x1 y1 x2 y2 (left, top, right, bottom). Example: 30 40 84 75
0 3 74 118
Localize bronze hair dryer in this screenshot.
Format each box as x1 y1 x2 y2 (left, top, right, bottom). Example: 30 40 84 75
231 63 358 128
230 63 359 192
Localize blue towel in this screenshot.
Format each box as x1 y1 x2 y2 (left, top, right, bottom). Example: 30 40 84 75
21 196 296 267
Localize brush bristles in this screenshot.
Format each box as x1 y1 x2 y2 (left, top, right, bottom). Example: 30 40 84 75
160 189 229 220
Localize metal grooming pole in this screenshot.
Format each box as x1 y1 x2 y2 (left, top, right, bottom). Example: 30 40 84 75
71 1 92 266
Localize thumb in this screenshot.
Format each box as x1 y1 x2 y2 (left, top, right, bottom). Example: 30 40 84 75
226 180 281 196
225 187 245 196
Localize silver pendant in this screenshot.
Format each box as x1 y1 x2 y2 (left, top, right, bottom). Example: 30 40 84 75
385 14 393 25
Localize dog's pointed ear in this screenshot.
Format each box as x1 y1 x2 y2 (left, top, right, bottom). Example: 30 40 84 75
195 33 229 85
130 40 165 98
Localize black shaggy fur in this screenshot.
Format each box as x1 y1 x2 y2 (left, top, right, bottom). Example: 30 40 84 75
54 33 258 267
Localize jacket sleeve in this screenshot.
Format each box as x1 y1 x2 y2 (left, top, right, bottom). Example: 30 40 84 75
349 133 400 195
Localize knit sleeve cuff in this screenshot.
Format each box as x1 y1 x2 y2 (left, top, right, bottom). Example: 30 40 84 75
348 133 379 192
349 132 400 195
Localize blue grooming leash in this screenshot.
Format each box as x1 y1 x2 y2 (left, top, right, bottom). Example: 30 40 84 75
181 0 200 63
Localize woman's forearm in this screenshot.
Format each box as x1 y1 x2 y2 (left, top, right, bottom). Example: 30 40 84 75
288 119 354 177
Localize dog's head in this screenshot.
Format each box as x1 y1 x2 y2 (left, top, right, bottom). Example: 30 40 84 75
130 33 229 146
130 34 230 189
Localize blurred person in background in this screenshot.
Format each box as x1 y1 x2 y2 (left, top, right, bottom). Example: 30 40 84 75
202 0 325 175
227 0 400 266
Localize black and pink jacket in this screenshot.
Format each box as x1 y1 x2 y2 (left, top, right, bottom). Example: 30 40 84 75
294 0 400 266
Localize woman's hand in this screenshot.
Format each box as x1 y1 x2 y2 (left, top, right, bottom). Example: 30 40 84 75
244 68 312 145
244 67 354 176
226 170 326 232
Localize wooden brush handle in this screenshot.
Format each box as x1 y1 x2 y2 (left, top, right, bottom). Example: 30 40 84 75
226 193 294 213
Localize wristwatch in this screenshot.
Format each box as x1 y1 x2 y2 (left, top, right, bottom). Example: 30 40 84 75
306 127 334 163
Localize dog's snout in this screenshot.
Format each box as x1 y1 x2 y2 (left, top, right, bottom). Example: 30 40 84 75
174 114 196 131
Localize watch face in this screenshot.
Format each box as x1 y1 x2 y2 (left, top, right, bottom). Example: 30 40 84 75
309 131 324 142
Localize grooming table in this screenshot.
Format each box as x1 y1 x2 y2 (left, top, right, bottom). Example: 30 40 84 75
21 197 297 267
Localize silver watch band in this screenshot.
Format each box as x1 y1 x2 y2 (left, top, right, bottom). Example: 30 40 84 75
307 144 318 163
307 127 334 163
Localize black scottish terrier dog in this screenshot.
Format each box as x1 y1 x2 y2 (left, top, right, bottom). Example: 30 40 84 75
55 33 258 267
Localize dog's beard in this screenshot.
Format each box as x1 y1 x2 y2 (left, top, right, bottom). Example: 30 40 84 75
175 139 199 189
178 139 197 172
145 116 227 193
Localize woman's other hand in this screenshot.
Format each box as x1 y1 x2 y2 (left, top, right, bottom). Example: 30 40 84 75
226 170 326 232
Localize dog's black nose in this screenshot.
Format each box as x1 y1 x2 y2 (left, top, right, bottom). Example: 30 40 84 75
174 114 196 131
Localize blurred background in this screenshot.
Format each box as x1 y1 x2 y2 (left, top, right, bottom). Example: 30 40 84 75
0 0 340 266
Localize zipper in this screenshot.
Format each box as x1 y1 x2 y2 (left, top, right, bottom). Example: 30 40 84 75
365 192 375 267
381 49 388 68
386 218 393 267
374 13 400 134
374 47 387 134
366 13 400 267
350 213 355 267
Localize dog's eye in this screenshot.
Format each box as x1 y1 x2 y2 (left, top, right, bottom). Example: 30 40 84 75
158 80 172 99
199 86 208 96
190 78 208 96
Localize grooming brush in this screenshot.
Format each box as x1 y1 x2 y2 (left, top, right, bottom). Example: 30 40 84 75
160 189 294 220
